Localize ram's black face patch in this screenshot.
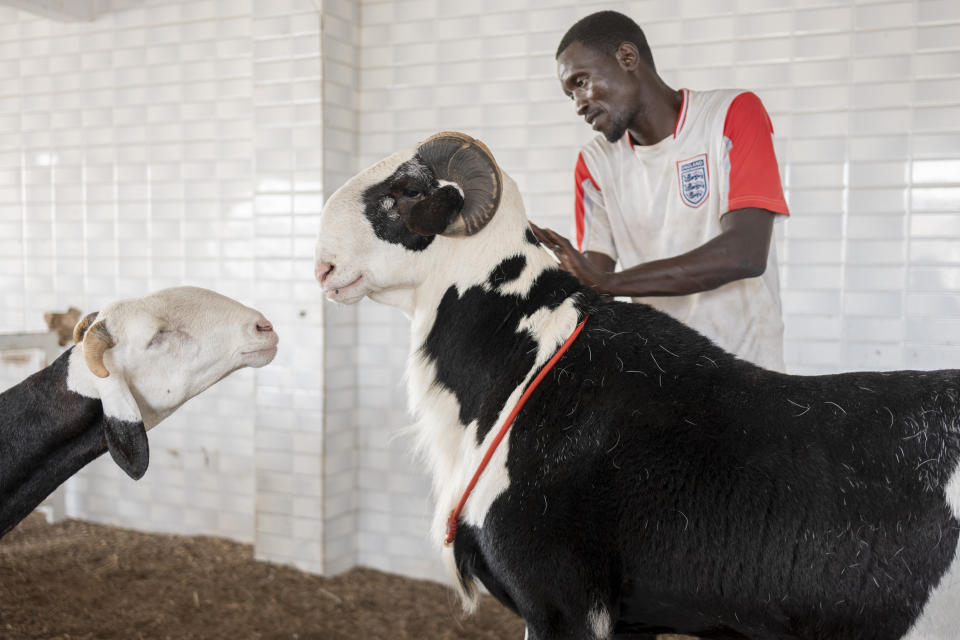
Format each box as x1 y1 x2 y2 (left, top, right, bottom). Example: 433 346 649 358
361 157 440 252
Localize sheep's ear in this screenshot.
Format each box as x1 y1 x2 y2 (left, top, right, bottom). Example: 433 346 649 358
402 185 465 236
104 415 149 480
94 374 149 480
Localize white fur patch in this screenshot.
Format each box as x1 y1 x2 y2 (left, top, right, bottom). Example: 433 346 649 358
903 540 960 639
587 604 612 639
94 373 143 425
515 297 581 369
946 463 960 520
902 461 960 639
65 347 98 400
437 179 464 197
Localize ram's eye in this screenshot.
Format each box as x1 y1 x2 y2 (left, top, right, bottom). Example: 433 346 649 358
147 329 171 348
402 188 422 198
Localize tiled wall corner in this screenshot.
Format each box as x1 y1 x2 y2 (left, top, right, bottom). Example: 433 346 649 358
320 0 362 577
250 0 326 574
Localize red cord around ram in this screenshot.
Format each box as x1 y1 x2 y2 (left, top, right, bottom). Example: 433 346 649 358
444 315 589 546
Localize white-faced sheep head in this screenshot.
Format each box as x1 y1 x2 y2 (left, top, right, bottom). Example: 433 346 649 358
315 132 506 308
70 286 278 479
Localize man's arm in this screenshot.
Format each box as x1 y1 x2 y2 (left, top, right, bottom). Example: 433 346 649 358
531 207 776 297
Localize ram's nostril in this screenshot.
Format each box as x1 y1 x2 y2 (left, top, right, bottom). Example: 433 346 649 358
316 261 336 284
256 321 273 333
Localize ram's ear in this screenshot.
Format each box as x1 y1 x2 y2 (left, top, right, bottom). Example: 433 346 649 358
402 185 465 236
94 374 149 480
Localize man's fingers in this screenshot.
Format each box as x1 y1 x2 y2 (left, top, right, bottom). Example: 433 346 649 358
529 222 551 244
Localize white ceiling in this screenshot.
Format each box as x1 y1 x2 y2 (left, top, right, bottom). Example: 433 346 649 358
0 0 145 22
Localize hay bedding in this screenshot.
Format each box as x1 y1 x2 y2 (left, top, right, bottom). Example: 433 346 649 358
0 513 524 640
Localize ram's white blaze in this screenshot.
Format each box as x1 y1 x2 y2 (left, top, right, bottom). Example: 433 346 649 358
903 462 960 639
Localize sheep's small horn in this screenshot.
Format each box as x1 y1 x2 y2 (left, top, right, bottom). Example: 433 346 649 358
73 311 99 344
417 132 502 236
82 321 115 379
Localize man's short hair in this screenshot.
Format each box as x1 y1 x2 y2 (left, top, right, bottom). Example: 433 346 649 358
555 10 655 70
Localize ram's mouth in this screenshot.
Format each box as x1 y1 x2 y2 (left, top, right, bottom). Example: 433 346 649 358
241 332 279 366
323 275 364 300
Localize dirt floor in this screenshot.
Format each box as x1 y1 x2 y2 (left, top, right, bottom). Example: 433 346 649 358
0 513 525 640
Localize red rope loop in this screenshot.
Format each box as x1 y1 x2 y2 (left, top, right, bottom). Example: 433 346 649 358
444 315 589 546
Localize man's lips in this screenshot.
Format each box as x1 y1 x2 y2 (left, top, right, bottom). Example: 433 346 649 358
586 110 602 126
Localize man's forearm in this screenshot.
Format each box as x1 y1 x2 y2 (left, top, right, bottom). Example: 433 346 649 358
598 234 766 297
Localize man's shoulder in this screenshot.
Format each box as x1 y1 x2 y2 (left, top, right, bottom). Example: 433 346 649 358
688 87 754 112
688 88 774 121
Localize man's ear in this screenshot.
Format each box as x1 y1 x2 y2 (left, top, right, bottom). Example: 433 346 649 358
615 42 640 71
93 374 149 480
401 185 465 236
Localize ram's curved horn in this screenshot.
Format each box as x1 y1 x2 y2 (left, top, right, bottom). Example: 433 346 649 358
82 321 115 379
73 311 99 344
416 132 502 236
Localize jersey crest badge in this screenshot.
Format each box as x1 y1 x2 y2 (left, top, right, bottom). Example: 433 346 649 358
677 154 709 208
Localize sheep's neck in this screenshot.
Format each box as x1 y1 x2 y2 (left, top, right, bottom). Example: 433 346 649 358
407 242 586 497
0 348 108 538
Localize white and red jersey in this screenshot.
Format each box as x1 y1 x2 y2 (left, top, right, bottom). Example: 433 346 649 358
574 89 789 371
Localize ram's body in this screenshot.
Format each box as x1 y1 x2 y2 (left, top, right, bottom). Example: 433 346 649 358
315 133 960 640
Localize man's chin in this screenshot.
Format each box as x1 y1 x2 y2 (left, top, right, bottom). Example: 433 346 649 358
603 123 628 144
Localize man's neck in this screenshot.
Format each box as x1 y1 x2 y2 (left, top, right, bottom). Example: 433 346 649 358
628 84 683 146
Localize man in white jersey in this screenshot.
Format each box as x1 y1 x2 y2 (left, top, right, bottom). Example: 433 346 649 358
532 11 790 371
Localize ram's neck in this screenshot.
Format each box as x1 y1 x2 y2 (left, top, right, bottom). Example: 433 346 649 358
0 347 107 538
404 222 589 503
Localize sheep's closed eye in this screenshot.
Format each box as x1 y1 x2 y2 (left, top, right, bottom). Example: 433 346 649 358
147 329 172 348
402 188 422 199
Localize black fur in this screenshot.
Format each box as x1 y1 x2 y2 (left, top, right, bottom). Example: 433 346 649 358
104 416 149 480
525 227 539 245
0 348 146 538
361 158 447 250
487 255 526 289
432 257 960 640
404 185 464 236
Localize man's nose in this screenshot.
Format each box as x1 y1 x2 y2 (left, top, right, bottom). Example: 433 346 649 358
575 96 589 116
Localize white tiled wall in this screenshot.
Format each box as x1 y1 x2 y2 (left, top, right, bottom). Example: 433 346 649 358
0 0 329 575
1 0 263 542
2 0 959 585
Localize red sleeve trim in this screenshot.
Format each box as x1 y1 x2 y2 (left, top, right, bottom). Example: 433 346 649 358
674 89 689 138
574 152 600 250
723 92 789 216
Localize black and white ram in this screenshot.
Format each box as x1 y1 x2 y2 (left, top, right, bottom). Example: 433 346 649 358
314 132 960 640
0 286 278 539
